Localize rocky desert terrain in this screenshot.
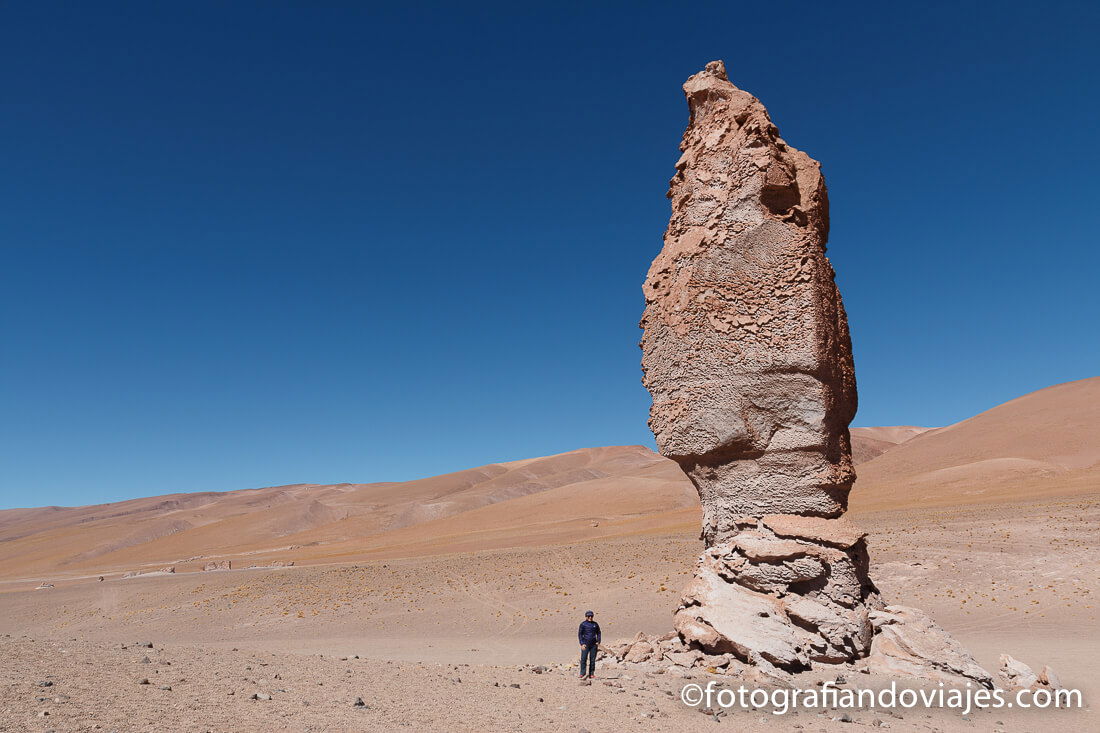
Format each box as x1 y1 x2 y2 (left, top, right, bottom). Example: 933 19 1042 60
0 378 1097 731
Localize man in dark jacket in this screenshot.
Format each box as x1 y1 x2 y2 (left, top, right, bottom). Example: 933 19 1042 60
577 610 601 679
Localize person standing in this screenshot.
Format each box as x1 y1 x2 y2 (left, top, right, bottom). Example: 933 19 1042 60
577 610 601 679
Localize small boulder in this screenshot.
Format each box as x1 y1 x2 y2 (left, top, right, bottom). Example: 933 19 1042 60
697 652 732 668
624 641 655 663
665 650 702 667
1038 665 1062 690
998 654 1039 690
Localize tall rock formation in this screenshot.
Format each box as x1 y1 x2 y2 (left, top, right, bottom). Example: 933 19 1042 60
640 60 877 670
637 61 997 684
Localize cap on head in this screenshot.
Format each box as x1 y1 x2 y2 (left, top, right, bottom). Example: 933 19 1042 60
585 610 594 617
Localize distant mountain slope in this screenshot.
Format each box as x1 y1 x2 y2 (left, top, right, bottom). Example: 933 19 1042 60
0 445 692 579
850 378 1100 512
850 426 933 464
2 379 1095 578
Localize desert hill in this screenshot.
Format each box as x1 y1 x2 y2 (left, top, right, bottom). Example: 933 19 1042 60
849 377 1100 512
1 379 1096 581
0 445 694 580
850 425 933 464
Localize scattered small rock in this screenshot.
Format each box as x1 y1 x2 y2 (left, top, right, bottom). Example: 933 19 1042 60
1039 665 1062 689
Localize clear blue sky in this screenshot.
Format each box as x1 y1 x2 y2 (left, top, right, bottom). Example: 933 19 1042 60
2 2 1097 509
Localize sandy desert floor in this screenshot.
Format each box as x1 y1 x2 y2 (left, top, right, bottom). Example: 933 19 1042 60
1 494 1097 732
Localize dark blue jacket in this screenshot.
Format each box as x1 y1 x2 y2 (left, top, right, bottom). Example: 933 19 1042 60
578 619 601 646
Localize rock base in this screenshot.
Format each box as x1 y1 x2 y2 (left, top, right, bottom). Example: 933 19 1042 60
611 514 1009 689
672 516 880 671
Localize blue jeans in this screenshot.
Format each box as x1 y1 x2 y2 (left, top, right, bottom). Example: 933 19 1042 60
580 644 597 676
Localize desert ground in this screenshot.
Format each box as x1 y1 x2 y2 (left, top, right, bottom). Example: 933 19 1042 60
1 379 1097 732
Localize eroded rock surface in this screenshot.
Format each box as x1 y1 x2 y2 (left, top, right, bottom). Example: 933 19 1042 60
673 518 877 669
641 60 856 535
860 606 992 687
